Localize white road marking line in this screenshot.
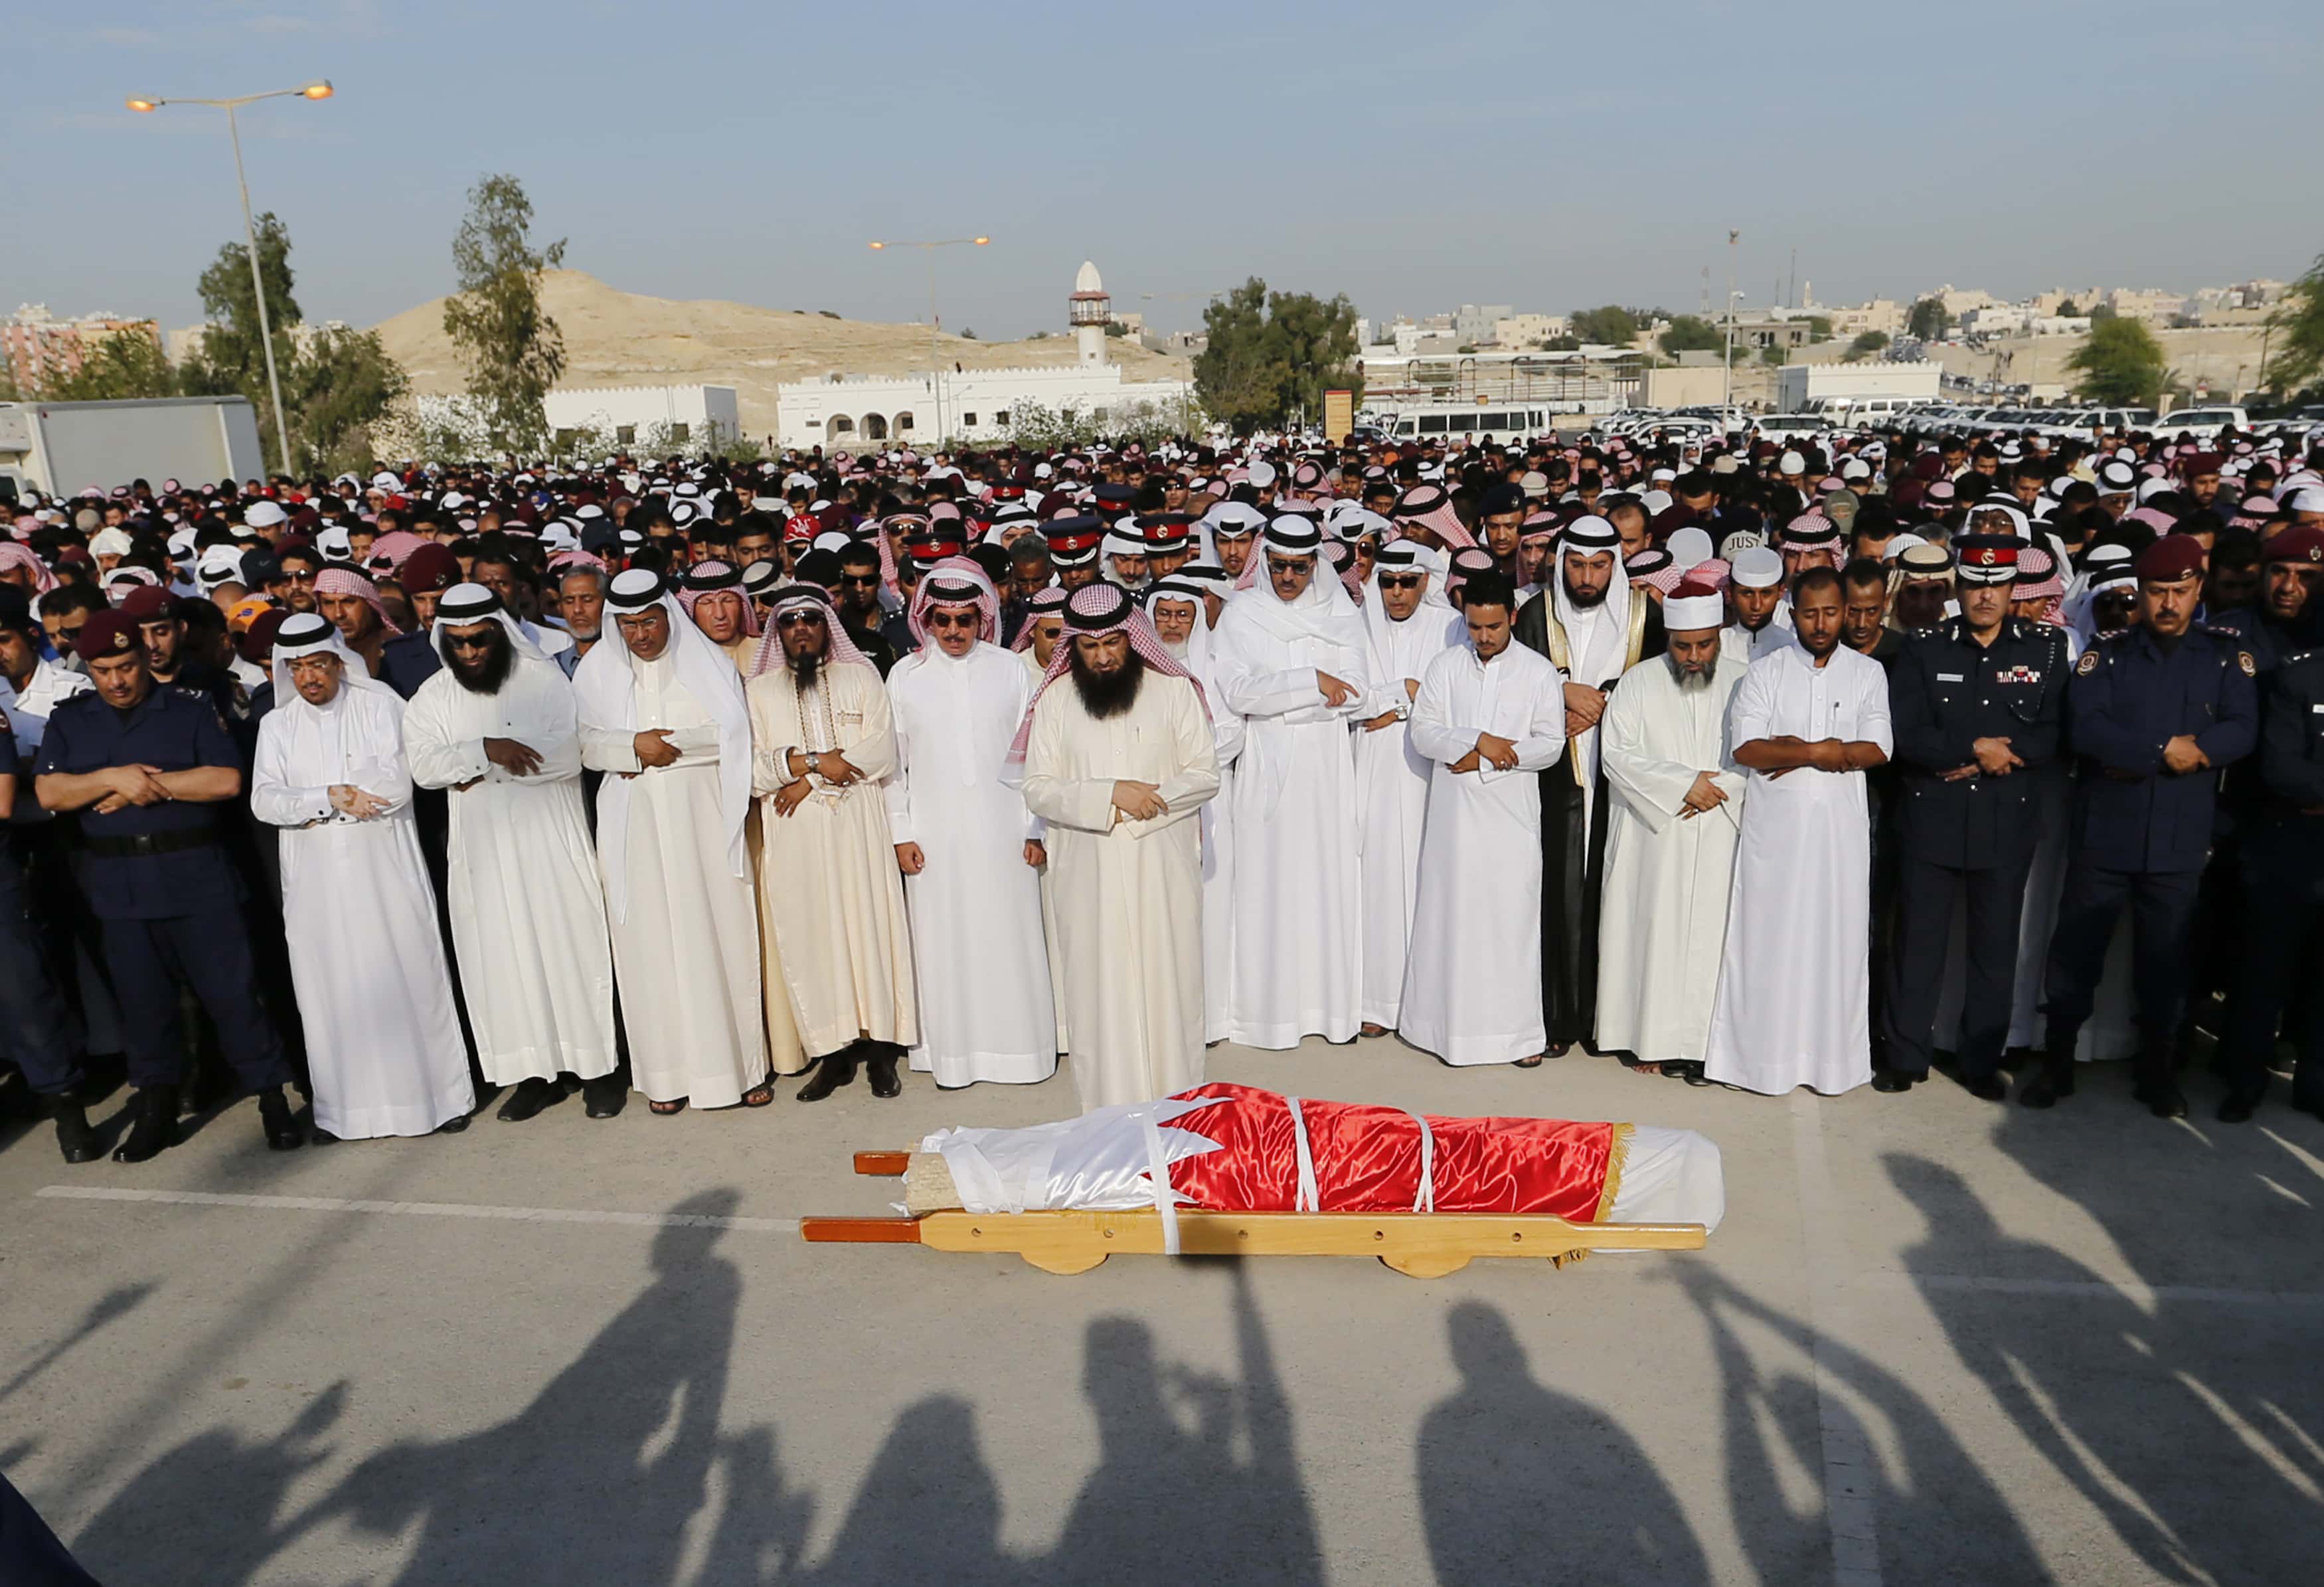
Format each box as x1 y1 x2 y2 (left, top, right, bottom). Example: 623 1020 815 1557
1790 1094 1884 1587
34 1185 798 1232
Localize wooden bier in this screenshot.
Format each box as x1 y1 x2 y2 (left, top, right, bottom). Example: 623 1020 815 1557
797 1150 1709 1278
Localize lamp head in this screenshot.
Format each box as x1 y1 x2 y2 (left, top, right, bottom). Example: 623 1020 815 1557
301 81 333 100
126 97 157 112
868 240 885 250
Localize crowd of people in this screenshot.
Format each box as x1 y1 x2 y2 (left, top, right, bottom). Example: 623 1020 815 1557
3 410 2323 1167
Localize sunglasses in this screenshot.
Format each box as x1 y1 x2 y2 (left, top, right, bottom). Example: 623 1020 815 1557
839 574 882 588
446 631 498 651
776 612 828 629
926 611 979 630
1378 574 1424 589
1266 558 1311 576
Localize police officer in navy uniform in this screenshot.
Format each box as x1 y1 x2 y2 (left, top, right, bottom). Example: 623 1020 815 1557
2209 524 2322 681
32 609 302 1161
2024 535 2259 1116
2215 643 2324 1120
0 687 99 1163
1877 533 2068 1098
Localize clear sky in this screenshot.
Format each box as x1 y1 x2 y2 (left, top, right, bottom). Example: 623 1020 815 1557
14 1 2317 340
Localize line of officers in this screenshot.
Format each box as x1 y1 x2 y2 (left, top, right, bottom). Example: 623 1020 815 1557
1874 530 2323 1123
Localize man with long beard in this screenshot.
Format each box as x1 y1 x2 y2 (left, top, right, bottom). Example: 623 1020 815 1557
746 587 915 1101
1017 582 1219 1110
402 584 623 1122
1515 515 1665 1055
1594 586 1748 1082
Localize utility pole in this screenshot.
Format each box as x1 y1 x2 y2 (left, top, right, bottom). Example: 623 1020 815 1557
1722 229 1739 409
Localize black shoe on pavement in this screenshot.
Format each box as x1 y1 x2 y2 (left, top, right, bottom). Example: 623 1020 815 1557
582 1074 627 1118
865 1048 902 1098
434 1113 471 1134
112 1086 180 1163
54 1100 100 1164
1872 1070 1918 1093
495 1076 561 1123
794 1054 857 1102
258 1087 304 1151
309 1127 341 1145
2136 1082 2190 1120
2217 1093 2259 1124
1961 1074 2008 1103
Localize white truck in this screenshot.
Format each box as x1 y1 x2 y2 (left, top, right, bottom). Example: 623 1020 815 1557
0 396 266 505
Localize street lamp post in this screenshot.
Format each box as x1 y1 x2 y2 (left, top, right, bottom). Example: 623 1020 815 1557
128 81 333 478
867 236 989 445
1722 228 1740 410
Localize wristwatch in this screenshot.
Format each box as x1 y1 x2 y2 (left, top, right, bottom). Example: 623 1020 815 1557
806 751 823 778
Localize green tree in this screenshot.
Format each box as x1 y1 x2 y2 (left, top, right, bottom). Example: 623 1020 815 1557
442 173 568 456
40 331 179 400
286 327 408 475
1191 278 1361 434
2264 252 2324 398
1657 315 1723 357
2068 316 2169 404
1804 315 1834 341
1906 297 1951 341
1570 305 1641 347
2088 303 2118 322
2056 298 2082 317
1846 330 1890 362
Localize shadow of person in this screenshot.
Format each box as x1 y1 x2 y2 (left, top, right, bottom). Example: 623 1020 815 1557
803 1396 1007 1586
1418 1300 1708 1586
1 1283 157 1405
1886 1151 2324 1584
693 1426 815 1587
1042 1266 1322 1587
296 1188 750 1585
68 1380 346 1586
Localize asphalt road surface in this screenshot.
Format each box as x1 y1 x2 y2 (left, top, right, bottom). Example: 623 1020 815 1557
5 1041 2319 1585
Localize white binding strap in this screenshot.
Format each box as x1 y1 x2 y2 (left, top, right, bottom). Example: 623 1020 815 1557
1137 1108 1181 1255
1286 1096 1319 1213
1402 1109 1437 1214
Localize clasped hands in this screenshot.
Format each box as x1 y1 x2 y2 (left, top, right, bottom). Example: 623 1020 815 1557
1764 735 1872 778
1450 732 1520 776
1940 736 2027 782
771 744 863 819
328 784 389 820
90 764 171 814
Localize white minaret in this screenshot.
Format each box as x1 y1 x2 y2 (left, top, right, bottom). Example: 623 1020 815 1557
1069 259 1110 368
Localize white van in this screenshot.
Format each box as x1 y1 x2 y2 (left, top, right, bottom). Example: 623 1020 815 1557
1386 404 1555 442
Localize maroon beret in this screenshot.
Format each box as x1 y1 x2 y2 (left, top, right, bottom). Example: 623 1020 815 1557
76 610 145 660
400 542 460 593
237 608 289 667
2263 523 2324 565
2133 534 2208 584
117 586 172 623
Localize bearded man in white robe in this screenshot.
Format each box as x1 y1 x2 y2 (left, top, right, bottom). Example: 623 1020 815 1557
250 615 473 1139
576 569 770 1114
1212 518 1370 1049
1596 588 1748 1080
1019 583 1220 1111
884 562 1053 1088
1514 513 1667 1054
1145 576 1244 1044
748 587 917 1101
1398 574 1568 1067
402 583 623 1122
1705 567 1892 1096
1354 540 1459 1037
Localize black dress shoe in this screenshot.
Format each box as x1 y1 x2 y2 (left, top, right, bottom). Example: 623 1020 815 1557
1961 1074 2009 1103
1872 1070 1919 1093
2137 1082 2190 1120
53 1102 100 1164
258 1088 304 1151
2217 1094 2258 1124
112 1086 180 1163
582 1074 627 1119
865 1049 902 1099
794 1054 857 1102
309 1127 341 1145
434 1112 471 1134
495 1076 560 1123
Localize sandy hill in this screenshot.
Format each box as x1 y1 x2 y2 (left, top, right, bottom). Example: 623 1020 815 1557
372 270 1193 439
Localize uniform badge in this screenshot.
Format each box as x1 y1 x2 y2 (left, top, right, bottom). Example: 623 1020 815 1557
2076 651 2099 677
2001 666 2041 685
2238 651 2256 677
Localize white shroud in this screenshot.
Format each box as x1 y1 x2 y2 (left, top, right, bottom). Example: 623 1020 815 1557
402 652 618 1085
1397 641 1568 1066
1595 653 1749 1064
252 676 472 1137
1021 671 1219 1111
1704 642 1892 1095
884 641 1052 1084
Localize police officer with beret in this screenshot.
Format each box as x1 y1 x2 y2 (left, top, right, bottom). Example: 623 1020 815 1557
1878 533 2068 1098
2214 641 2324 1120
2210 522 2323 679
33 609 302 1161
2024 533 2258 1116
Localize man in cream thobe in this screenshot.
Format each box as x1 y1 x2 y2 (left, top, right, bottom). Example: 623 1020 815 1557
575 570 769 1112
749 588 918 1100
1397 578 1568 1066
403 584 623 1121
1596 592 1748 1074
1021 584 1220 1111
250 616 472 1139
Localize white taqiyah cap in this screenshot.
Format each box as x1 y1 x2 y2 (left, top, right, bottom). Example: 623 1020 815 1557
1731 546 1785 588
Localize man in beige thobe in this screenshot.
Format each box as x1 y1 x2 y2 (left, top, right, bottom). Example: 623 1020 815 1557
748 588 918 1101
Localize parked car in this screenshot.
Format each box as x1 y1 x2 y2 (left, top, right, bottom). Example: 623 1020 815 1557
2153 406 2249 441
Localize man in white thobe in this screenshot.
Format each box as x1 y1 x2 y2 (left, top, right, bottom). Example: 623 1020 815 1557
250 616 472 1139
749 586 918 1100
1145 576 1244 1044
1019 583 1220 1111
402 583 623 1122
1704 567 1892 1096
1398 574 1568 1067
1723 545 1794 663
1353 541 1459 1037
884 564 1054 1087
576 569 769 1114
1596 588 1748 1078
1212 518 1369 1048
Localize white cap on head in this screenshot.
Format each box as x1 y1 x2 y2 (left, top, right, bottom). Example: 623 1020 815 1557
244 500 289 529
1779 450 1806 475
1666 526 1714 573
1663 593 1724 631
1731 546 1785 588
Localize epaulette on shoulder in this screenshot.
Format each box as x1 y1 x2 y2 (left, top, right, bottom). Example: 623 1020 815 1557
50 690 102 717
2282 648 2323 669
168 685 208 701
